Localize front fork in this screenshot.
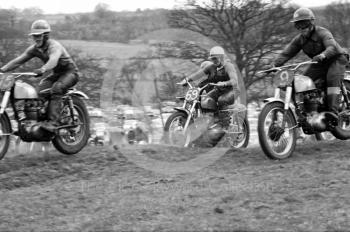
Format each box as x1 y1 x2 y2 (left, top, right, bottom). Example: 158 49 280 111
282 87 292 129
0 91 10 114
67 96 76 124
274 87 295 130
183 100 197 132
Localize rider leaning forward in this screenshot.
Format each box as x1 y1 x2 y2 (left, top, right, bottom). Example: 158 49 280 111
273 7 349 121
178 46 240 145
0 19 80 132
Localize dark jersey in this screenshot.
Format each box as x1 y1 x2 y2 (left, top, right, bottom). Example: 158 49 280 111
275 26 346 67
202 61 238 91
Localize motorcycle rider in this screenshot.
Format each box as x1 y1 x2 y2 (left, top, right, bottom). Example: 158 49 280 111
178 46 240 146
0 19 79 132
273 7 349 122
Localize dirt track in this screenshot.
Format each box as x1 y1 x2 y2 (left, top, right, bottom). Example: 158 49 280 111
0 140 350 231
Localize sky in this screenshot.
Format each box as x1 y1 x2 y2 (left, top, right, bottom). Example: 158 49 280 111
0 0 336 14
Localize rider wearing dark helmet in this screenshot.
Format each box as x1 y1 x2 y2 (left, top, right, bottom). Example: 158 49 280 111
0 19 79 132
273 7 349 121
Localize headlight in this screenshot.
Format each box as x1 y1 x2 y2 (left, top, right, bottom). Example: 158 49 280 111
274 70 294 88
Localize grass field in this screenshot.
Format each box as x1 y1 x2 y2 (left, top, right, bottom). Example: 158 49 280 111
0 140 349 231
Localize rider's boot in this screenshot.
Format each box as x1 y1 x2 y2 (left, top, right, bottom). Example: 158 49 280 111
218 109 231 130
41 96 62 133
204 110 230 146
326 93 340 126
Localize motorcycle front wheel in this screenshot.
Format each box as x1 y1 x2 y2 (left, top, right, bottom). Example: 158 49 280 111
163 111 192 147
0 114 11 160
258 102 297 159
53 96 90 155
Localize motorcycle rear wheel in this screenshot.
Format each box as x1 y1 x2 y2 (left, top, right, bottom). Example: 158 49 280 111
220 116 250 148
258 102 297 159
52 96 90 155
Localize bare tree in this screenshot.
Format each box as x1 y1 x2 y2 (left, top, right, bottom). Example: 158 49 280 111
168 0 295 90
322 0 350 48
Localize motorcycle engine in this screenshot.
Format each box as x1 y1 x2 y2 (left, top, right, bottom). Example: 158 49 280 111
24 99 47 120
16 99 52 142
19 120 53 142
296 90 327 132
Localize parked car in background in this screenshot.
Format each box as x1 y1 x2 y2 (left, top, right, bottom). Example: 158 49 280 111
122 108 152 145
89 122 110 146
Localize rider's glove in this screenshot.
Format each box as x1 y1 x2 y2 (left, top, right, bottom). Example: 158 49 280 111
177 78 188 86
216 82 228 88
33 68 45 77
312 53 326 63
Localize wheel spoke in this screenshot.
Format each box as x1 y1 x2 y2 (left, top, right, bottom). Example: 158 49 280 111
58 105 86 145
261 105 296 158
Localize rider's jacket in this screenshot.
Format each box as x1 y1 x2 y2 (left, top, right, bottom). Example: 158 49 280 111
202 61 239 92
274 26 347 67
1 39 78 73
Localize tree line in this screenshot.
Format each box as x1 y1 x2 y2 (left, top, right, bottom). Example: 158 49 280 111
1 0 349 104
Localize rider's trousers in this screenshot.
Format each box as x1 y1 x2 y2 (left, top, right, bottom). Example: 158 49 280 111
304 54 348 113
206 87 235 128
37 66 79 123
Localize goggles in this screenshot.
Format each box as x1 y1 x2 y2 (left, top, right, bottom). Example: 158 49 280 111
31 34 44 39
294 20 312 30
208 55 223 62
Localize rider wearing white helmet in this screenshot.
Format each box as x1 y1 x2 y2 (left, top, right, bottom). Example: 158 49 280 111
0 19 80 132
178 46 240 145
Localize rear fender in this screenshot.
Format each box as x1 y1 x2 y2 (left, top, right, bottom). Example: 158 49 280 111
67 89 89 99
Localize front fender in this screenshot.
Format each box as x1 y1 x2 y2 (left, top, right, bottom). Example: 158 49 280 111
67 89 89 99
262 97 298 120
173 107 190 116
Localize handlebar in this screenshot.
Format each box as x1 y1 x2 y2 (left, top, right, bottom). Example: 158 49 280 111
0 72 37 78
258 61 318 74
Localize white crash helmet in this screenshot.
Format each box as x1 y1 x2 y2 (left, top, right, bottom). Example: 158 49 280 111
209 46 225 58
29 19 51 35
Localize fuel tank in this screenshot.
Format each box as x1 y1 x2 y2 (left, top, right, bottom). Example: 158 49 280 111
294 74 316 93
201 95 217 111
14 82 39 99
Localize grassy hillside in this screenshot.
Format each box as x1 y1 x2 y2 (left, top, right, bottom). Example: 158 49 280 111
138 28 219 50
60 40 150 59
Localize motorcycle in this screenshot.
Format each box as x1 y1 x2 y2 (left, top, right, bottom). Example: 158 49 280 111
163 78 249 148
257 61 350 159
0 72 90 160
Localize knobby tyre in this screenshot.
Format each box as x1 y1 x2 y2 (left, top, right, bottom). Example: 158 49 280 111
257 102 297 159
163 111 191 146
0 114 11 160
52 96 90 155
